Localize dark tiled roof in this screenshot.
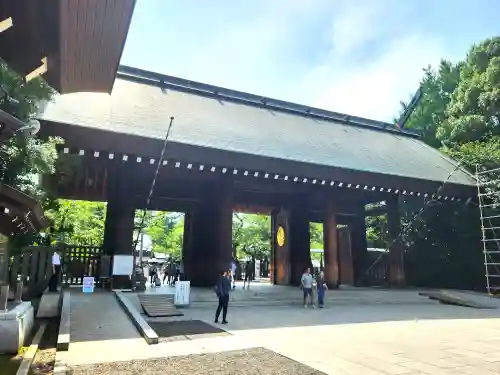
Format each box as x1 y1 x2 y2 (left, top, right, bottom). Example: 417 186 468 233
38 66 476 188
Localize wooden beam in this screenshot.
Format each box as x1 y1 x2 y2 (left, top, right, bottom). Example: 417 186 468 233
25 57 47 82
0 17 13 33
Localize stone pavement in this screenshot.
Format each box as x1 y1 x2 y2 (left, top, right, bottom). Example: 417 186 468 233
63 290 500 374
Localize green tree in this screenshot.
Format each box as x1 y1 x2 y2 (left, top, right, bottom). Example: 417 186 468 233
44 200 106 245
0 60 63 254
232 213 271 260
393 36 500 291
437 37 500 145
403 61 461 148
144 212 184 259
0 60 61 198
365 215 388 248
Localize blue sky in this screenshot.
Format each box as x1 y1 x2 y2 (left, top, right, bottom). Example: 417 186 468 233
121 0 500 122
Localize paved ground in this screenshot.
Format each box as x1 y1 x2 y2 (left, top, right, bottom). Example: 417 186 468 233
63 290 500 374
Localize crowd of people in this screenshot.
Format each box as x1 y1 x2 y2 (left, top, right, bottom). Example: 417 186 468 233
147 260 184 287
145 259 329 324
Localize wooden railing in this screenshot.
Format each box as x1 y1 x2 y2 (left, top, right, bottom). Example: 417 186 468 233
359 251 390 287
61 245 104 286
8 244 105 299
9 246 53 299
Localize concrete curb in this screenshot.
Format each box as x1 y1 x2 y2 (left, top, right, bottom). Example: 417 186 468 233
53 350 67 375
419 291 496 309
16 322 47 375
114 291 159 345
57 291 71 351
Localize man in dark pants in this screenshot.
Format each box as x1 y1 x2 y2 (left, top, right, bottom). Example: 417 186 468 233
48 251 61 292
214 269 231 324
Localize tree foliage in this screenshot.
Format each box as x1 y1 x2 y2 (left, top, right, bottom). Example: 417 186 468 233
438 37 500 145
0 60 61 199
45 200 106 245
143 211 184 259
233 213 271 260
403 61 461 147
393 36 500 290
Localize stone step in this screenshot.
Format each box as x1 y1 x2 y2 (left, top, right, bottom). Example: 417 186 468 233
189 297 437 308
37 291 62 318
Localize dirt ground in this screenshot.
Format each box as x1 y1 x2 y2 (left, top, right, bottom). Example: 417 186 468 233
29 319 59 375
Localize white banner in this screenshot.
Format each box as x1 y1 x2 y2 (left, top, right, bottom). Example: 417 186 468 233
112 255 134 276
254 261 261 280
174 281 190 305
82 276 94 293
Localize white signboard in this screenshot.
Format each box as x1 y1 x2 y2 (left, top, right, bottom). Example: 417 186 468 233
82 277 94 293
254 261 261 280
112 255 134 276
174 281 190 306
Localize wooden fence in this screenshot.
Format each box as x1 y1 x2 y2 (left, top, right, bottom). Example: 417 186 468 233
8 244 105 299
60 245 104 286
9 246 53 299
362 251 389 286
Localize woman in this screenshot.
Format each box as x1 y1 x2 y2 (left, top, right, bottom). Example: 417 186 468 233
316 270 328 308
214 269 231 324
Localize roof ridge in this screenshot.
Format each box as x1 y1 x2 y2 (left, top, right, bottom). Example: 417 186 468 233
116 65 420 139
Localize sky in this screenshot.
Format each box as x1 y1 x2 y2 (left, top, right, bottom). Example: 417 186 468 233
121 0 500 123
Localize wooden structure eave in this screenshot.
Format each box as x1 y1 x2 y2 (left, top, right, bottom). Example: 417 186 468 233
39 119 477 200
0 0 136 94
0 108 26 141
0 183 47 235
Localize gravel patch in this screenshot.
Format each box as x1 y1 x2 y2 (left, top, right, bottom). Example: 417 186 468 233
29 320 59 375
148 320 230 342
67 347 325 375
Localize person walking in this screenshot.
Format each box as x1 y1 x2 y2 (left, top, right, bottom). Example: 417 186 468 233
301 267 314 308
149 263 157 285
243 260 253 290
48 250 62 292
214 269 231 324
167 261 176 286
230 259 237 289
316 270 328 308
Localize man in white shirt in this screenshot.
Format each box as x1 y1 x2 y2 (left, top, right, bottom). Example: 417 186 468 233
49 251 61 292
301 268 314 308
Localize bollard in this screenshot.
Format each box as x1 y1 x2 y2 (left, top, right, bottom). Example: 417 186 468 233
0 284 9 312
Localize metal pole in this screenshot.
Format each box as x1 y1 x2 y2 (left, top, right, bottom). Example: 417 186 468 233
139 232 144 268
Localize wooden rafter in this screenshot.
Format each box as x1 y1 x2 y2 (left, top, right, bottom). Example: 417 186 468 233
0 17 13 33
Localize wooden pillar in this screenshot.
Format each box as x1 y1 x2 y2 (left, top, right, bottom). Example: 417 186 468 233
271 208 291 285
289 202 311 286
323 200 339 288
350 207 368 284
102 168 135 289
387 196 405 286
338 226 354 285
182 212 193 279
189 182 233 287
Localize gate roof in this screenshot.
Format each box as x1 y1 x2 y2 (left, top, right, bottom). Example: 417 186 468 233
38 66 476 198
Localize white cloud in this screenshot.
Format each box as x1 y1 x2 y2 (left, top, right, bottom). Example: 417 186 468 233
128 0 447 122
310 35 444 121
295 2 445 122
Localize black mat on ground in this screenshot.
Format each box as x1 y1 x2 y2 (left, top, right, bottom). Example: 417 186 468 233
138 294 183 317
67 347 326 375
148 320 229 341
